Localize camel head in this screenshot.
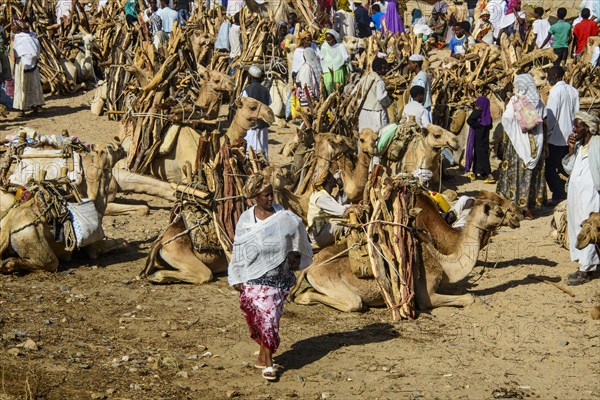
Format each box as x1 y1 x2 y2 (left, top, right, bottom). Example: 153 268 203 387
467 200 506 231
342 36 365 56
357 128 378 157
423 124 459 151
576 212 600 250
478 190 523 228
263 165 293 191
204 69 234 94
233 97 276 130
314 133 355 164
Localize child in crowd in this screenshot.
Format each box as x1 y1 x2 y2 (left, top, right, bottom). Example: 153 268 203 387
541 8 572 66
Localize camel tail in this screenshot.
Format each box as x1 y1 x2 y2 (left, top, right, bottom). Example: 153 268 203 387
290 266 311 300
0 219 10 260
141 235 164 278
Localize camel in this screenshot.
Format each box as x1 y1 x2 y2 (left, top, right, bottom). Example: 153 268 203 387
292 198 506 311
195 68 234 120
342 36 365 58
338 128 378 203
575 212 600 250
393 124 459 187
75 34 96 83
0 143 128 273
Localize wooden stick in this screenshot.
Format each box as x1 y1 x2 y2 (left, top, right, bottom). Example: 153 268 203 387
527 274 575 298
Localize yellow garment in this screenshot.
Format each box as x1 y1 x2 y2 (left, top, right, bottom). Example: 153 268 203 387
307 189 329 229
312 169 331 190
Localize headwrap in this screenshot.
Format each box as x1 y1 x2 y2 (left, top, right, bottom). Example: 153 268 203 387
244 174 272 199
297 31 311 46
576 111 600 136
505 0 521 15
248 65 263 78
514 73 541 107
383 1 405 34
276 20 288 28
411 9 422 24
409 54 423 61
325 29 341 43
312 169 332 191
475 96 492 126
303 47 323 75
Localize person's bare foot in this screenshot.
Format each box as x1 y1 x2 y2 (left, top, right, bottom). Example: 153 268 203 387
523 209 534 220
18 111 25 118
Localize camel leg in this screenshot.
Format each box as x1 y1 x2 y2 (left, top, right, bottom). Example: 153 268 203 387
294 266 365 312
86 238 128 259
112 169 176 201
147 236 214 284
1 255 58 274
429 293 475 308
105 202 150 216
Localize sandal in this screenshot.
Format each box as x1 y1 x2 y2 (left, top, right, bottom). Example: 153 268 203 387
254 363 282 370
466 172 476 181
262 366 277 381
567 271 591 286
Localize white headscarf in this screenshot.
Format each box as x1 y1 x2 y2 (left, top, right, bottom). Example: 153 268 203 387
502 74 546 169
320 31 350 72
303 47 322 76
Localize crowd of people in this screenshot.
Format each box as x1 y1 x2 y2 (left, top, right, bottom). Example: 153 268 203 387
0 0 598 383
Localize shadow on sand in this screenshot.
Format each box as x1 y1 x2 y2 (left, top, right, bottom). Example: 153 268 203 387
276 322 399 372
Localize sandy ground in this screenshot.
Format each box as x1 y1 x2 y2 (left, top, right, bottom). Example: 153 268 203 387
0 92 599 400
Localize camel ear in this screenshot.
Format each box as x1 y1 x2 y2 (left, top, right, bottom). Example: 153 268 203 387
421 127 429 136
113 136 121 144
235 97 243 108
483 202 492 215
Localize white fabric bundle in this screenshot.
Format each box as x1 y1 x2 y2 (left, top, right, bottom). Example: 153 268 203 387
68 199 104 248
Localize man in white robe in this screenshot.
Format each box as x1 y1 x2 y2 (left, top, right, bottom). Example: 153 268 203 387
563 111 600 285
355 58 391 133
242 66 272 159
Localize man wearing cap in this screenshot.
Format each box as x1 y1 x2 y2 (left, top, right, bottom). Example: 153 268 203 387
242 66 272 159
408 54 432 111
354 58 392 133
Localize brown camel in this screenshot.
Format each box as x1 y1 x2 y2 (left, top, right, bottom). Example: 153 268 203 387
0 143 128 273
195 68 234 120
390 124 459 187
292 198 506 311
338 128 378 203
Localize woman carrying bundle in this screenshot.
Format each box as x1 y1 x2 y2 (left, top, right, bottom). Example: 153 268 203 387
320 29 351 96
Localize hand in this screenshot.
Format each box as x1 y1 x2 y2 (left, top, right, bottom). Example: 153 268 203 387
567 133 578 152
543 144 549 159
287 251 302 269
233 283 243 292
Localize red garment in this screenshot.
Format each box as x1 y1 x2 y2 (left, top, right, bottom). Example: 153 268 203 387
239 284 288 353
573 19 599 54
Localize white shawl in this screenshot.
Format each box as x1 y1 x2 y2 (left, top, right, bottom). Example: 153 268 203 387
228 207 313 286
502 74 546 170
13 32 40 70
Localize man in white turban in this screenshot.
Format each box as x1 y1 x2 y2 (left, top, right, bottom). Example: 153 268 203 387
563 111 600 285
242 66 272 159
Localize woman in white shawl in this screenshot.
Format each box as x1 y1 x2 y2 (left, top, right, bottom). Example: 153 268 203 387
320 29 351 96
295 47 321 110
12 21 45 117
228 175 312 381
562 112 600 285
496 73 547 219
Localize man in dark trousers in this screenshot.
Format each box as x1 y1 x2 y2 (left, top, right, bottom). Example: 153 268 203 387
242 65 272 159
354 1 372 38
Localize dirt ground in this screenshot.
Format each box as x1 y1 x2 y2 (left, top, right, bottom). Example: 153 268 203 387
1 92 599 400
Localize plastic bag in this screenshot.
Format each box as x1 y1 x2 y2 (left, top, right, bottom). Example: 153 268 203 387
512 96 542 132
67 199 104 248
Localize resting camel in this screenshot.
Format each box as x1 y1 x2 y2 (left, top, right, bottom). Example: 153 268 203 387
292 197 506 311
388 124 459 187
576 212 600 250
0 143 128 273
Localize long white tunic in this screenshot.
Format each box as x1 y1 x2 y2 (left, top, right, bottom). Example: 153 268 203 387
564 145 600 270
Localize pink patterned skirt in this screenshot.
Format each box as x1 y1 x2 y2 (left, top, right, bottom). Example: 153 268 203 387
239 284 289 353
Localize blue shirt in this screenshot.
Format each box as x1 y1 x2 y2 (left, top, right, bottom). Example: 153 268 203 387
449 35 466 55
371 12 384 31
